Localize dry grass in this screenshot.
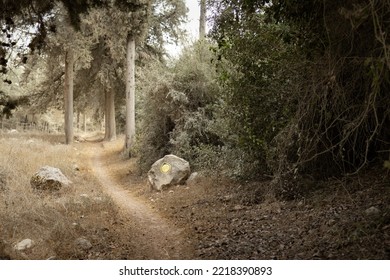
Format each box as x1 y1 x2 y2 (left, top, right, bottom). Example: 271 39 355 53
0 132 118 259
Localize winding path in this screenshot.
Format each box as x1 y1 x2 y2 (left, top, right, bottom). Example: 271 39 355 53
85 142 193 259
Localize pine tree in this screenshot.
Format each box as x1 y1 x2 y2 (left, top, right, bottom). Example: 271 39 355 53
125 34 136 153
199 0 206 39
64 48 74 144
23 3 94 143
7 1 186 148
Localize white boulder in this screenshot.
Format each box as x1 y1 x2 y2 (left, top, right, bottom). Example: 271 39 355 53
30 166 72 191
148 154 190 191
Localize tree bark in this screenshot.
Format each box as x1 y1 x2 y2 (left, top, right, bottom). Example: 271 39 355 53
199 0 206 39
64 49 74 144
104 88 117 141
124 34 136 156
83 112 87 133
76 111 80 131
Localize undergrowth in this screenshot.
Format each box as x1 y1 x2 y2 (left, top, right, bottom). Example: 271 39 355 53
0 132 117 259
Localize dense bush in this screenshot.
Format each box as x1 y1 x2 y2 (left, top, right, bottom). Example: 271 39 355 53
210 0 390 185
267 0 390 179
136 39 278 179
135 42 221 173
138 0 389 185
210 9 302 178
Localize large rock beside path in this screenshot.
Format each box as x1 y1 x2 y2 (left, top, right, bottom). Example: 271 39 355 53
30 166 72 191
148 155 191 191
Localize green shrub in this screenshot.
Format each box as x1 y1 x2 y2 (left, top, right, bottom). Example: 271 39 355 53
136 42 221 173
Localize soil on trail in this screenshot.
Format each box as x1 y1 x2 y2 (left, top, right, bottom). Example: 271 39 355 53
79 137 390 260
81 139 194 259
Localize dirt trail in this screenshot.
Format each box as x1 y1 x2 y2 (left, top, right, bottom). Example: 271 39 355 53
85 141 193 259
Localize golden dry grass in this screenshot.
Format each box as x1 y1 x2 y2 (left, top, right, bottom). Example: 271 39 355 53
0 132 118 259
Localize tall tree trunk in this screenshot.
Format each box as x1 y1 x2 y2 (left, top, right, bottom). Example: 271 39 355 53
104 88 117 141
199 0 206 39
83 112 87 133
76 111 80 131
64 49 74 144
124 34 136 156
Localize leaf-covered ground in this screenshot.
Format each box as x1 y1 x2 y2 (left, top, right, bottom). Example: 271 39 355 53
3 134 387 260
100 138 390 260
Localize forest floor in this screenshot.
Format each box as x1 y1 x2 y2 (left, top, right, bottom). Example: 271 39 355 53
78 136 390 260
1 132 389 260
81 138 194 259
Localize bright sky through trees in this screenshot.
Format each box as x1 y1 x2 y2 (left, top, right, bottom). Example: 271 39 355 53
165 0 202 57
184 0 201 39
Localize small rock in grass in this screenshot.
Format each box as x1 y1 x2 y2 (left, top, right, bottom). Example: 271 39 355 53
233 205 244 211
14 239 34 251
73 164 80 171
75 238 92 250
365 206 380 216
187 172 199 184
